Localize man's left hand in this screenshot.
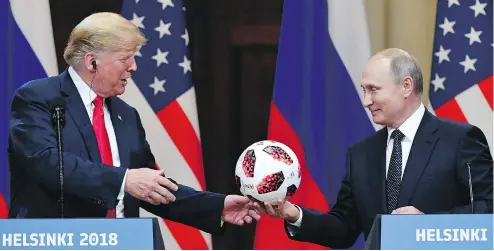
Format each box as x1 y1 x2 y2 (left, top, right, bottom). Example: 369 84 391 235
392 206 423 214
222 195 260 226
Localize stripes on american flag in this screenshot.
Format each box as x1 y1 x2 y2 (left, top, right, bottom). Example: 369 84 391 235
119 0 211 249
429 0 493 152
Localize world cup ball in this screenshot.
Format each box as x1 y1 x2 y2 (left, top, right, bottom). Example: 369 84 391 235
235 140 301 205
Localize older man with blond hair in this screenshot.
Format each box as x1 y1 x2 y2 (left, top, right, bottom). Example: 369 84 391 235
8 12 259 232
255 48 493 249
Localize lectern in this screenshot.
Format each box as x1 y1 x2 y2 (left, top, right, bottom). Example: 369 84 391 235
365 214 493 250
0 218 164 250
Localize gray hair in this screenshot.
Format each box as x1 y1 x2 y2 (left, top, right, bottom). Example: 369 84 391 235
377 48 424 95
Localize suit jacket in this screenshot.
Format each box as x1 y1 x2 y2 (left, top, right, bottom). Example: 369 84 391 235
286 110 493 249
8 70 225 235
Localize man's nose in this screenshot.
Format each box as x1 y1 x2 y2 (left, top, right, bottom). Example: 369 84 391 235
128 56 137 72
363 92 372 107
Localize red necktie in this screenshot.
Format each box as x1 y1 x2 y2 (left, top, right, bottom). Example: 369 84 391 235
92 96 116 218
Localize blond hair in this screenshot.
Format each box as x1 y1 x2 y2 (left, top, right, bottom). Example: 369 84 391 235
63 12 146 66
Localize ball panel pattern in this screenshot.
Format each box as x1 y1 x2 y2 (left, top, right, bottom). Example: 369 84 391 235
286 184 298 199
242 149 256 177
257 171 285 194
263 146 293 165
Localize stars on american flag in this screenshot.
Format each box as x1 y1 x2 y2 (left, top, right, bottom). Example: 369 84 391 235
459 55 477 73
149 77 166 95
434 45 451 64
181 29 189 45
155 20 172 38
469 0 487 17
157 0 174 10
178 56 191 74
429 0 491 94
464 27 482 45
439 17 455 35
122 0 193 103
431 74 446 92
447 0 460 8
131 13 145 29
152 48 169 66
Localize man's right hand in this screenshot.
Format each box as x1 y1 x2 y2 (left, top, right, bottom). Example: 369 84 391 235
124 168 179 205
254 199 301 223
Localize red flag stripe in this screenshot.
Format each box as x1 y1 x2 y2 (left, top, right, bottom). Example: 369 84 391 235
155 101 209 249
163 219 209 250
156 100 206 190
0 194 7 218
254 103 330 250
154 164 209 250
154 163 209 250
478 76 493 110
434 99 468 123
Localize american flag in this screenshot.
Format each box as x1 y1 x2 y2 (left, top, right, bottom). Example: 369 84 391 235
429 0 493 151
120 0 211 249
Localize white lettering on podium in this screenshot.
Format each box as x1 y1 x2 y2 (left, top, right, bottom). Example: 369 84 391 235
1 233 76 247
416 228 489 242
2 233 12 246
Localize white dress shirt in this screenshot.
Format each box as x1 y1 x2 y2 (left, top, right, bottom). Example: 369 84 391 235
69 66 128 218
287 103 426 232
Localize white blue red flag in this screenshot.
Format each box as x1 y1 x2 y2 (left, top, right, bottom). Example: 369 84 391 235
254 0 376 249
119 0 210 249
0 0 58 218
429 0 493 151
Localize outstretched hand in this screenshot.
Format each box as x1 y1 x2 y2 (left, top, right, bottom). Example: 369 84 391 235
253 199 300 223
222 195 261 226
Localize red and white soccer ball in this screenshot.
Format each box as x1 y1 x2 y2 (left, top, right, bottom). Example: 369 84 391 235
235 140 301 205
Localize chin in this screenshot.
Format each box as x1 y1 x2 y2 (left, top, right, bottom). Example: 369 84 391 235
372 116 386 126
115 87 126 96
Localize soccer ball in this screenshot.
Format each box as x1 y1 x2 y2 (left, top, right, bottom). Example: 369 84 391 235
234 140 301 205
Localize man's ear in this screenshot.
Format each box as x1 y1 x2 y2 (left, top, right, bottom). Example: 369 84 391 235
403 76 414 98
83 53 98 72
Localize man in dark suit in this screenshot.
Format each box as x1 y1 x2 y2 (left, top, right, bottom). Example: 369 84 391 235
8 12 259 232
255 48 493 248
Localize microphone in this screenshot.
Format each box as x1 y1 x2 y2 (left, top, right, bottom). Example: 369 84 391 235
51 97 66 218
466 162 474 214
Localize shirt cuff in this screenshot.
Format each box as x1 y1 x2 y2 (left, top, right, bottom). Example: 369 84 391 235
118 169 128 201
289 205 303 227
286 205 302 236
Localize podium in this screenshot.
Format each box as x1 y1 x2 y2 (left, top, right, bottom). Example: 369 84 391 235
0 218 165 250
365 214 493 250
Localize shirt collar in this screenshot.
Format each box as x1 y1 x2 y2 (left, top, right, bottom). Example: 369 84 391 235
387 103 425 144
68 66 98 107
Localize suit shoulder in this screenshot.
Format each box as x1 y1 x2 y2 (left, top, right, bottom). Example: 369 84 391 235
434 115 475 136
16 76 60 93
12 76 61 104
348 127 386 152
111 96 137 112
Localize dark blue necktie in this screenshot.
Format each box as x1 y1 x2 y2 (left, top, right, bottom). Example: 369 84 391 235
386 129 405 213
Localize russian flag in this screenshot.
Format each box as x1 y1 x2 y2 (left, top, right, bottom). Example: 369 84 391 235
0 0 58 218
254 0 378 249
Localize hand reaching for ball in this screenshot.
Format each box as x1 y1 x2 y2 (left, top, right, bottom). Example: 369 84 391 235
252 199 301 223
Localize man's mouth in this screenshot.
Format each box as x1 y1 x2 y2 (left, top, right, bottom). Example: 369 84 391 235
370 109 380 115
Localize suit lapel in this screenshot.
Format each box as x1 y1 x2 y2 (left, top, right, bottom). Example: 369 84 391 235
107 97 130 169
367 128 388 213
60 71 101 163
397 111 439 207
107 98 133 214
